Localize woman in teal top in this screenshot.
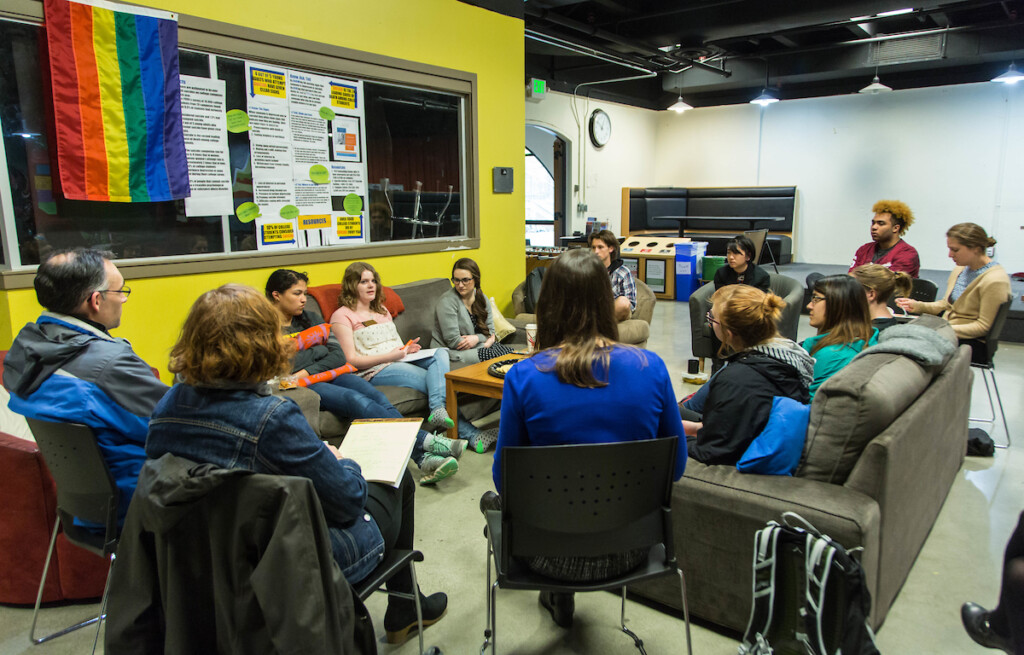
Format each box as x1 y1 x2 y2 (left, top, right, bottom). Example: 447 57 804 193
802 274 878 398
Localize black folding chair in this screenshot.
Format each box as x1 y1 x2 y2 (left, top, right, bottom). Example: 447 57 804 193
744 228 779 273
909 277 939 303
969 298 1013 447
353 549 441 655
481 439 692 655
26 419 118 655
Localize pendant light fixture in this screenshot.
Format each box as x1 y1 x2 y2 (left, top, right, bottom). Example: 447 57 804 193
859 67 893 94
991 63 1024 84
750 60 778 106
668 88 693 113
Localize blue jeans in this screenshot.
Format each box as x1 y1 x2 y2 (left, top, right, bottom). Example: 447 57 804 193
682 364 726 415
370 349 450 410
309 375 397 419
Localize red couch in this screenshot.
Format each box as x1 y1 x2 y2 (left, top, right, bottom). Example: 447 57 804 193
0 430 109 604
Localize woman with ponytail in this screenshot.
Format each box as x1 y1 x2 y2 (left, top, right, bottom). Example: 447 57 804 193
850 264 913 332
684 285 813 465
896 223 1011 362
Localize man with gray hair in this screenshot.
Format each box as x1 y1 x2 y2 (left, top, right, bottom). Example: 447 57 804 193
3 248 168 525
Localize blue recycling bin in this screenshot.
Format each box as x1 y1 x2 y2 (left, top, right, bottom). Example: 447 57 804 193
675 242 707 301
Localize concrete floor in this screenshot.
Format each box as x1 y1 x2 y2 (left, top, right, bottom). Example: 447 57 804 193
2 270 1022 654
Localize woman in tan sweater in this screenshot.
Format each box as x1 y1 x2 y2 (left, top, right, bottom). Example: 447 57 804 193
896 222 1011 361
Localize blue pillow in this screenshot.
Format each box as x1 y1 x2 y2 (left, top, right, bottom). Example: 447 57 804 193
737 396 811 476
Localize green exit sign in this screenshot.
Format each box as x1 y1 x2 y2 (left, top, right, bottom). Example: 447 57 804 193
532 78 546 94
527 78 547 101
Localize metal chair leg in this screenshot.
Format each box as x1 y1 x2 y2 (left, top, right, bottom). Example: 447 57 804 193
90 553 115 655
678 568 693 655
481 533 495 654
971 367 1011 448
30 517 107 645
620 586 648 654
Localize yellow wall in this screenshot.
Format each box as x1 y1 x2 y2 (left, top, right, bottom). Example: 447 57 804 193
1 0 525 379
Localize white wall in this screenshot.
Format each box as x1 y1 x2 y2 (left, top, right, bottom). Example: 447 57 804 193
525 91 659 235
528 83 1024 273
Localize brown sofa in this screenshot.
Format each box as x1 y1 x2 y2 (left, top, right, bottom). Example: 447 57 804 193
632 315 970 632
511 278 656 347
295 278 498 438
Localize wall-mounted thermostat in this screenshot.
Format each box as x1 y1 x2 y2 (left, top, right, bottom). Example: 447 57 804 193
493 166 514 193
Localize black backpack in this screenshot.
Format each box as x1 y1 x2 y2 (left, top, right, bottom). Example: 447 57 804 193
739 512 880 655
522 266 545 314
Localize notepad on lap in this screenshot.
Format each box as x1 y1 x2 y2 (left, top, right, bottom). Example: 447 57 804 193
337 418 420 487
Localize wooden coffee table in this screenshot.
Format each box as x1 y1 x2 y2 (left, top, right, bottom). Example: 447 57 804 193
444 353 526 440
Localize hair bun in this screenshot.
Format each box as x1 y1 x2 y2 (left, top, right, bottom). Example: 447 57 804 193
987 236 997 247
762 292 785 321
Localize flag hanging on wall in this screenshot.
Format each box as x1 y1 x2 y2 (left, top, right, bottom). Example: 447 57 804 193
44 0 190 202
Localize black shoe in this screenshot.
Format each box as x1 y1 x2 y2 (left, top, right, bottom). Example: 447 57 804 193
479 490 502 515
384 592 448 645
962 602 1014 653
539 590 574 628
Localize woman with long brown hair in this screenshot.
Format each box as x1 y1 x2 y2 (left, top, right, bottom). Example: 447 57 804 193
684 285 813 464
146 285 448 644
487 248 685 628
802 274 878 397
330 262 463 484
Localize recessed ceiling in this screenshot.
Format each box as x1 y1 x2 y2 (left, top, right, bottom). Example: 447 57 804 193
507 0 1024 109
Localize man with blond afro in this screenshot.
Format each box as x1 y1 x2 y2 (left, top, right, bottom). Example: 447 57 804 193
849 199 920 277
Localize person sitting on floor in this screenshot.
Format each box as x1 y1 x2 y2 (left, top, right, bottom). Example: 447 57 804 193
896 222 1011 365
714 234 770 292
483 247 685 629
803 274 879 398
850 263 913 332
145 284 448 645
588 229 636 322
682 285 812 465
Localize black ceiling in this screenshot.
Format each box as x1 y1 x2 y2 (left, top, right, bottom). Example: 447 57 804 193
513 0 1024 109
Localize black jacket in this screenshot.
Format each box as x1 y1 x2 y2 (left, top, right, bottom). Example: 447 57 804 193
687 351 810 465
105 454 366 654
713 262 771 292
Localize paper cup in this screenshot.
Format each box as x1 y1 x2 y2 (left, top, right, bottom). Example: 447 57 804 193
526 323 538 352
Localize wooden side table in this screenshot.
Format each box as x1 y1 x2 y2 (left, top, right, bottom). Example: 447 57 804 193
444 354 526 440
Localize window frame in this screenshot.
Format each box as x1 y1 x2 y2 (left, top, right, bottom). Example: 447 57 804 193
0 0 480 289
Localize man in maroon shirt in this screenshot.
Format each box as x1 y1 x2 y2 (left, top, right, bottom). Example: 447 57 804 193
848 199 920 277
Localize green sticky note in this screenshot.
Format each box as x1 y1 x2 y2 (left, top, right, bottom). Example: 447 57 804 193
226 109 250 133
309 164 330 184
236 202 261 223
280 204 299 220
343 193 363 215
319 106 336 121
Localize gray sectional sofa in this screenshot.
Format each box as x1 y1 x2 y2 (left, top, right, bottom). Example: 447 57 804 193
632 315 971 631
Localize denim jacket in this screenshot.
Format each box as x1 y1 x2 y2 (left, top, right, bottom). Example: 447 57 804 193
146 382 385 583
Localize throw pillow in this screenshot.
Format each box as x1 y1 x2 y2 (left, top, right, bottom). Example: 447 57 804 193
381 286 405 317
737 396 811 476
490 297 517 342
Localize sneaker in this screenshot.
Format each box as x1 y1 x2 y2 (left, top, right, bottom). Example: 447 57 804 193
424 433 466 459
418 455 458 486
469 427 499 453
427 407 455 431
384 592 448 645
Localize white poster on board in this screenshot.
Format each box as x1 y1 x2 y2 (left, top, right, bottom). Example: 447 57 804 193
246 61 295 224
180 76 233 217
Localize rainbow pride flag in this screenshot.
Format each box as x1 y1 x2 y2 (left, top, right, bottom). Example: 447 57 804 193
44 0 190 202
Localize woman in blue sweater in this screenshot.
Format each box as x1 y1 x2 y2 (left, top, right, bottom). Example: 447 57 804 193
487 248 686 628
802 274 878 397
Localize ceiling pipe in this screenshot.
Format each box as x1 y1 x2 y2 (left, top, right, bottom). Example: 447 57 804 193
526 29 660 74
525 3 731 77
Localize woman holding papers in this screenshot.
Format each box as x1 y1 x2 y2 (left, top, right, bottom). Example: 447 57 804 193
146 284 448 643
332 261 492 451
486 248 686 629
267 269 459 485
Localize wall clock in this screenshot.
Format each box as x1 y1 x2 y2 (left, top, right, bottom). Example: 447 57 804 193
589 108 611 148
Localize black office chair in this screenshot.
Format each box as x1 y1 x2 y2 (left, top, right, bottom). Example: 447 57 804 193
481 439 692 655
909 278 939 303
353 549 441 655
969 298 1013 447
26 419 118 655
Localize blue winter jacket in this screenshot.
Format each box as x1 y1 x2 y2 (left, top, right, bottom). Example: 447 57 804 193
3 313 169 524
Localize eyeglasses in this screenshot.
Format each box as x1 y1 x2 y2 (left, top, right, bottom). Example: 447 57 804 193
705 310 719 325
451 277 473 285
809 294 826 304
98 286 132 298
